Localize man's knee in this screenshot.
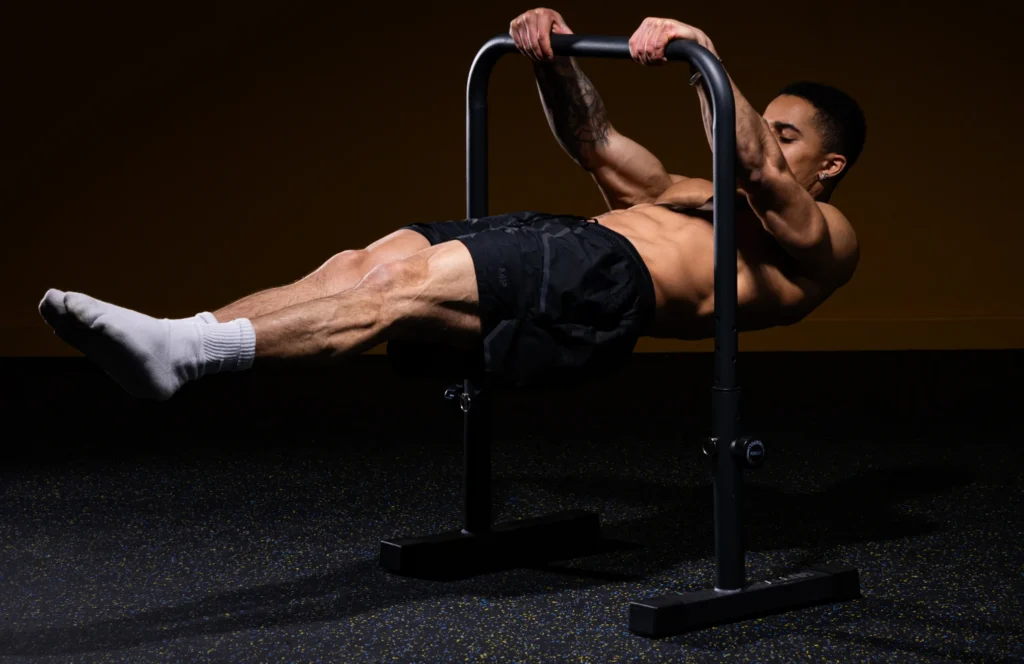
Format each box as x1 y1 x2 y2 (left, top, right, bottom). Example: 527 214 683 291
360 257 428 295
353 258 432 332
327 249 371 273
376 243 481 346
304 249 371 292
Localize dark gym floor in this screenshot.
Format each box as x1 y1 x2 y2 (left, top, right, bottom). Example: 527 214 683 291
1 352 1022 663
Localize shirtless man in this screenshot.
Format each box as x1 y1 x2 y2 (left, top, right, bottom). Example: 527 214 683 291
37 9 865 400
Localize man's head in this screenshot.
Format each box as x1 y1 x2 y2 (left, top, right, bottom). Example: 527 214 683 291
763 82 867 200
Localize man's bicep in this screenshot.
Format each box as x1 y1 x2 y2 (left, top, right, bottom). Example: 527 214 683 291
588 129 677 209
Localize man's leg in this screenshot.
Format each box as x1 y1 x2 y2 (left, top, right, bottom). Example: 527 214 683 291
38 240 480 400
211 229 431 321
251 239 480 361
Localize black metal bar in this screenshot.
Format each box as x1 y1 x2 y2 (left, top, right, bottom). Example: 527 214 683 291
462 378 491 534
466 32 740 584
467 34 735 225
712 387 743 588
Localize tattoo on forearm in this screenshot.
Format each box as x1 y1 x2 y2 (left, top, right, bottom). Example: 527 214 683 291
534 60 611 166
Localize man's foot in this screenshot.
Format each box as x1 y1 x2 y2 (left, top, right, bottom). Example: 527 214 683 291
39 289 206 401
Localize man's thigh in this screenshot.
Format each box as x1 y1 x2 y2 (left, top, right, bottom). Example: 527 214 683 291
382 239 482 349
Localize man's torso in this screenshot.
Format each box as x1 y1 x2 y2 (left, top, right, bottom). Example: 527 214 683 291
593 178 836 339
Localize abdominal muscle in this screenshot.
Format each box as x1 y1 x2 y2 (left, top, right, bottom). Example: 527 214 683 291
592 205 719 339
590 179 810 340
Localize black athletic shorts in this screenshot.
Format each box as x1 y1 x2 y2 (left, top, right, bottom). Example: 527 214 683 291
397 211 657 387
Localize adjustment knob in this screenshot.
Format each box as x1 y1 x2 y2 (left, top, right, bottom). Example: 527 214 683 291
731 436 765 469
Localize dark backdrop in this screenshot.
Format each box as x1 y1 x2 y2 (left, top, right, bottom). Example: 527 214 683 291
3 1 1021 356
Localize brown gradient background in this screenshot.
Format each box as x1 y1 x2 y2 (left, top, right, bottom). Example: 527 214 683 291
2 1 1021 356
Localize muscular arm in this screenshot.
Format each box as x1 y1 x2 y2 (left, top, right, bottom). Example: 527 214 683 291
692 73 778 183
532 57 611 167
697 75 858 285
533 58 680 209
728 82 858 281
695 84 714 149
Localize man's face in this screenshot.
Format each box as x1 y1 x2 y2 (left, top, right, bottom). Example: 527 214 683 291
762 94 831 190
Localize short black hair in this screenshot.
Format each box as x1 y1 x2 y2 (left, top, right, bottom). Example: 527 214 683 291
778 81 867 183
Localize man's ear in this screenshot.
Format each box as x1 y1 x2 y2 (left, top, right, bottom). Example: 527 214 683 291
823 153 847 179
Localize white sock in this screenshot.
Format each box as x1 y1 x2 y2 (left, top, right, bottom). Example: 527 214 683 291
194 311 219 324
38 289 255 401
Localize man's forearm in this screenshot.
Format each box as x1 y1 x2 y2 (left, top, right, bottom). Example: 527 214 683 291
731 80 783 179
695 86 714 149
696 77 784 181
532 57 612 170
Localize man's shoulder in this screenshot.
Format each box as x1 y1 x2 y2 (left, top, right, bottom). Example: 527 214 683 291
815 202 859 283
816 200 845 218
816 202 855 239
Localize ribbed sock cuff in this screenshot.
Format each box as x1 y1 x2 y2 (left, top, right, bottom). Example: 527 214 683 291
237 318 256 370
199 318 256 374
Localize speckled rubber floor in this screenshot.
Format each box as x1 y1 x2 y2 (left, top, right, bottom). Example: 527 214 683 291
1 424 1021 663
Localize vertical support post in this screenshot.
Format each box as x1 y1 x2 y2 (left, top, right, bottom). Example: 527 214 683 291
462 41 508 533
711 86 743 586
462 378 492 533
712 387 742 589
687 45 740 592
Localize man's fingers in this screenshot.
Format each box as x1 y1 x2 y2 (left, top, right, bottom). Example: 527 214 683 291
640 21 659 65
632 22 648 63
518 25 533 58
653 21 686 64
510 15 537 59
629 19 651 62
634 21 651 63
521 18 536 59
510 18 526 54
650 25 669 64
633 17 720 66
650 22 669 64
510 9 576 61
536 18 555 59
524 16 545 60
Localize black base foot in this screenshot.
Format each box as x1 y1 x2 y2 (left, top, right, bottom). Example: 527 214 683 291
380 509 602 580
629 562 861 637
